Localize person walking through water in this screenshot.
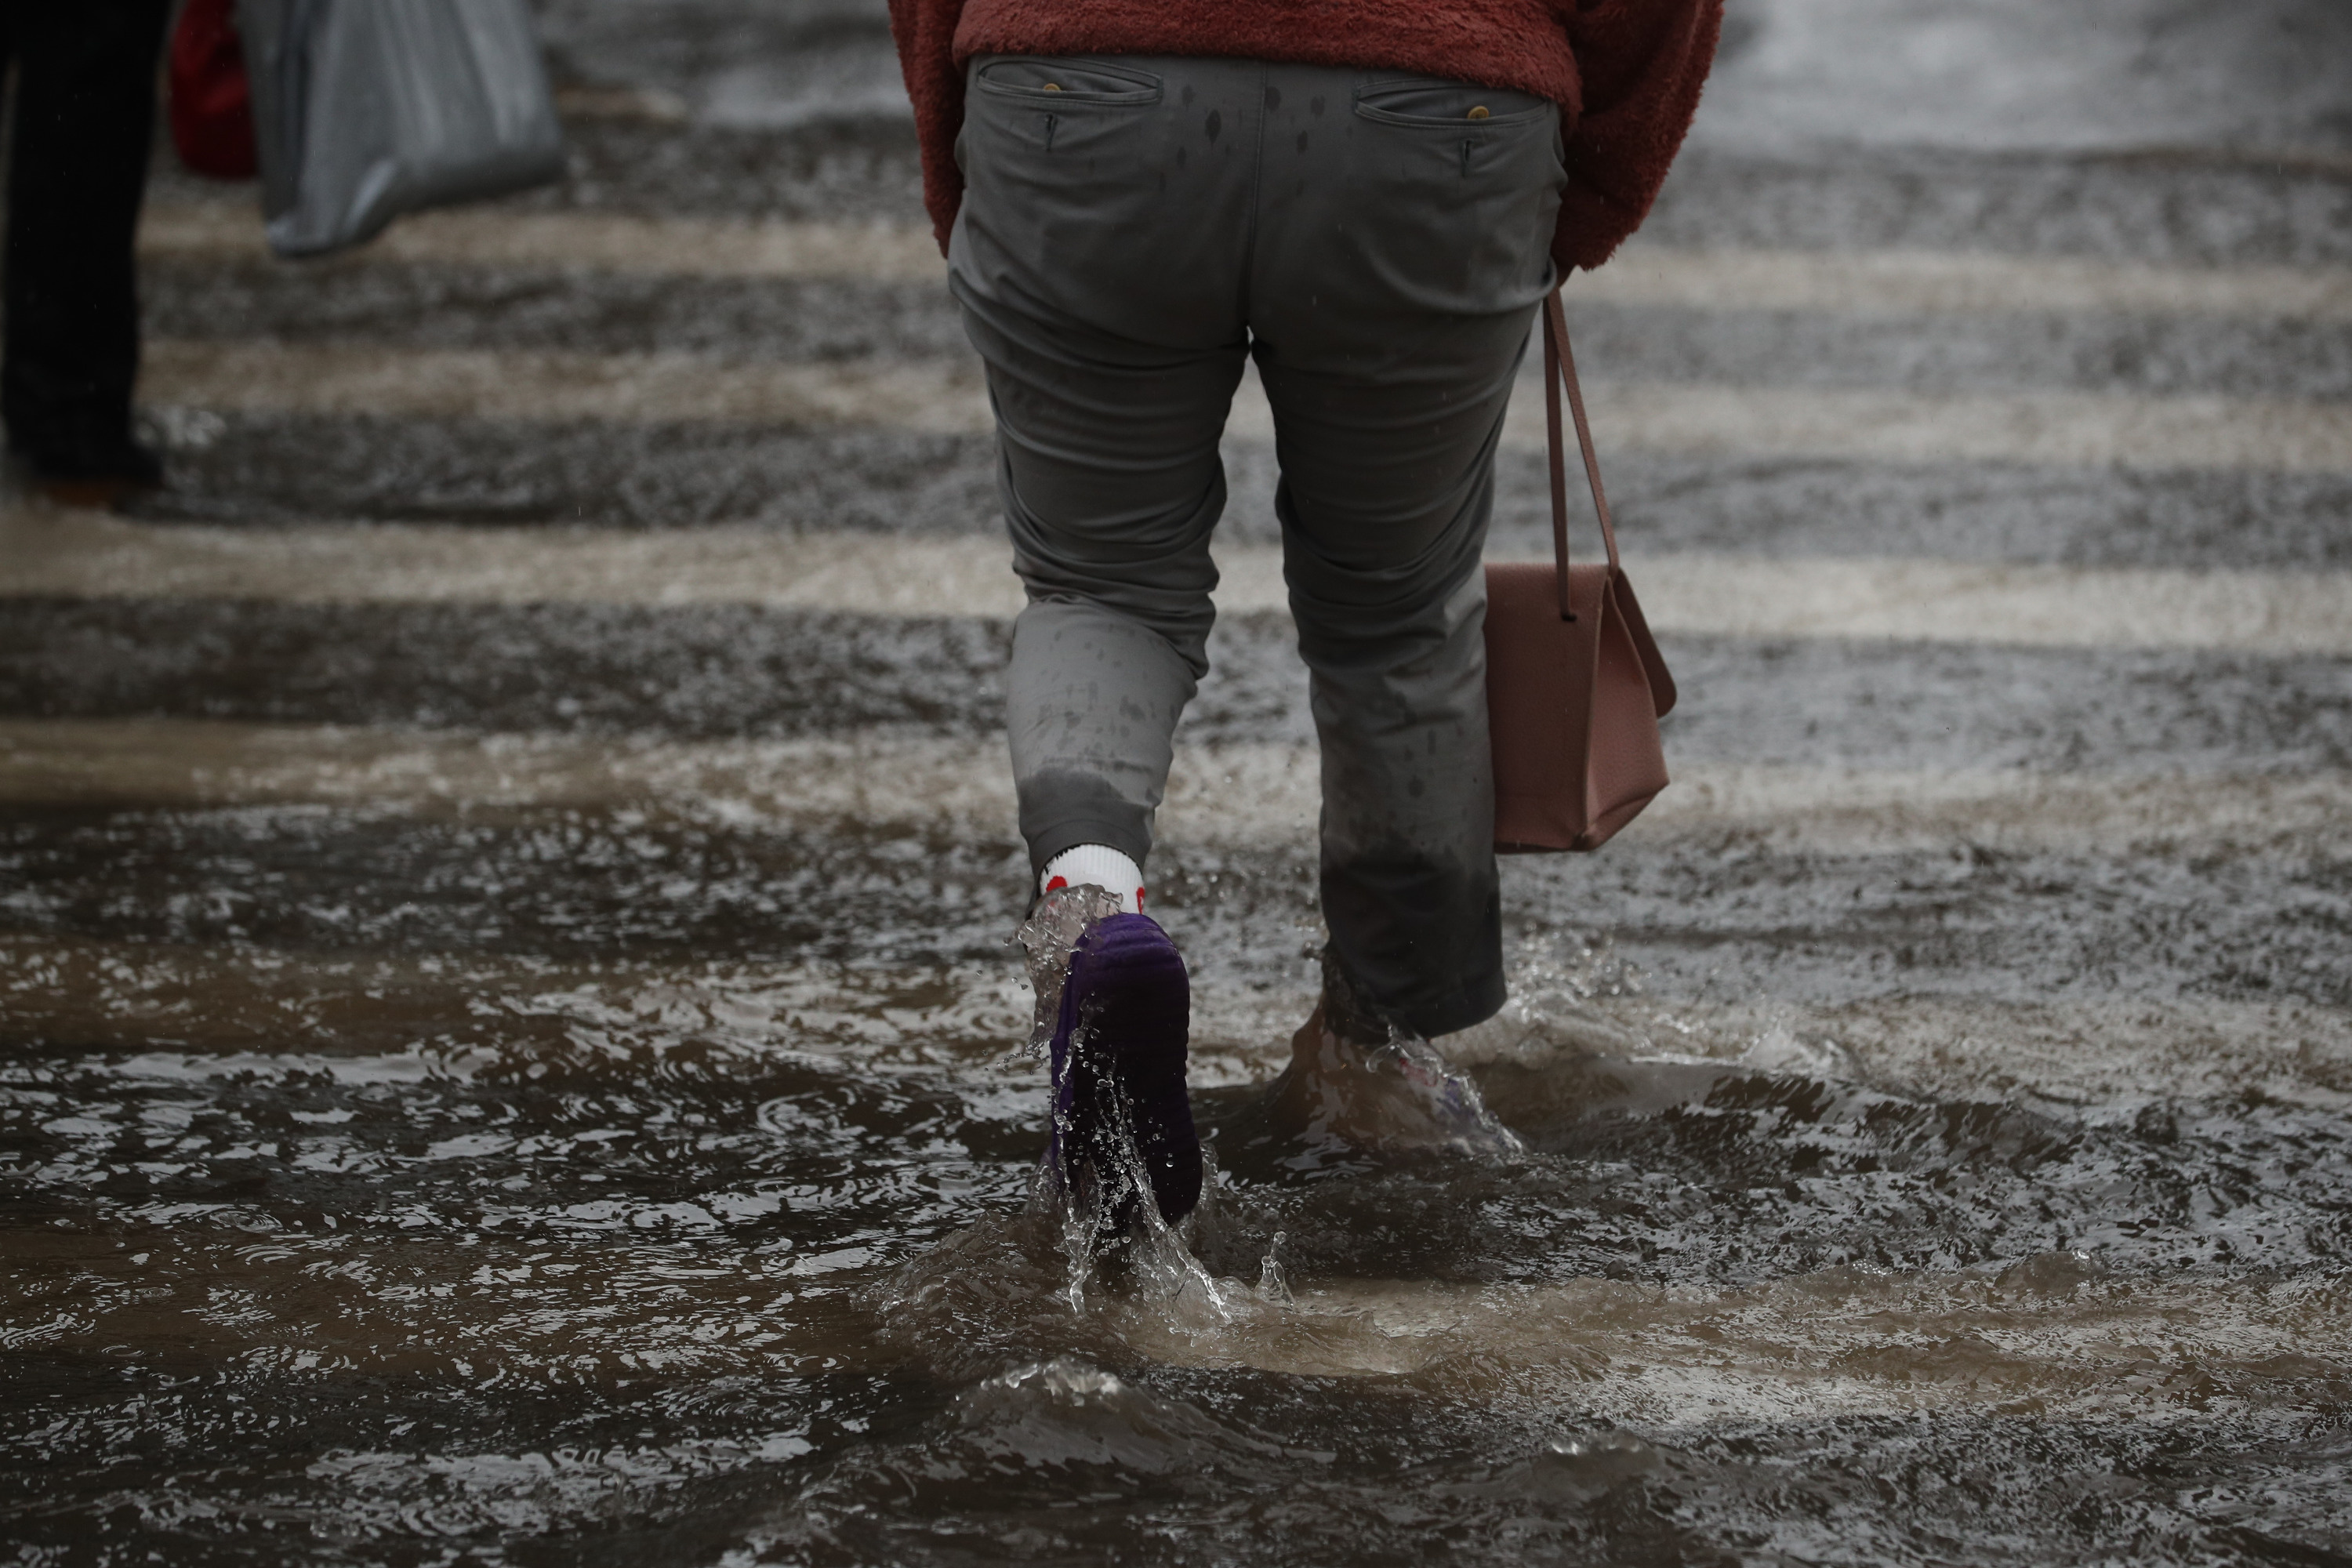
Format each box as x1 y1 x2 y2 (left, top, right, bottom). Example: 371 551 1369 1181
2 2 172 505
887 0 1721 1236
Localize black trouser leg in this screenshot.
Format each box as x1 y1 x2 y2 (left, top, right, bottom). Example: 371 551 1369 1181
2 0 171 470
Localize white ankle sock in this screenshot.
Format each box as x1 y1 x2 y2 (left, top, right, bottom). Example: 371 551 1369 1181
1039 844 1146 915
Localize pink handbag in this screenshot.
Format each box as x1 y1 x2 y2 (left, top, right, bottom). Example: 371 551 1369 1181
1484 289 1677 851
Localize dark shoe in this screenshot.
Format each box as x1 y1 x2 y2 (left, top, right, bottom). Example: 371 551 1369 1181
1045 912 1200 1231
10 430 163 507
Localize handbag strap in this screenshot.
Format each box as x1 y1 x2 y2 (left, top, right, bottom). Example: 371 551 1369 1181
1541 285 1620 621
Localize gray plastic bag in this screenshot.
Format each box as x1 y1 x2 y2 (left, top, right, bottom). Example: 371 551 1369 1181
239 0 567 258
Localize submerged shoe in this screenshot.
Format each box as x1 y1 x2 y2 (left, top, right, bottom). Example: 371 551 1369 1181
1255 947 1523 1159
1044 912 1200 1231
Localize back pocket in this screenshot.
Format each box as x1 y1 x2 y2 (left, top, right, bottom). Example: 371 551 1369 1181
1354 76 1550 129
974 56 1162 106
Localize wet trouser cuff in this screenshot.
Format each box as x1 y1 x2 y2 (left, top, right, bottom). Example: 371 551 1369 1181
1018 768 1156 881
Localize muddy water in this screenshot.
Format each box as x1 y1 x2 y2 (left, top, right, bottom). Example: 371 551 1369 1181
5 813 2350 1565
12 0 2352 1552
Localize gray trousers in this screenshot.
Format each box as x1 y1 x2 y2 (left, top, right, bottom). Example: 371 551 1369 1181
949 54 1564 1038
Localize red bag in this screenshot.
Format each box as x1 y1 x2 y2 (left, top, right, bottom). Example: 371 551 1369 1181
169 0 258 180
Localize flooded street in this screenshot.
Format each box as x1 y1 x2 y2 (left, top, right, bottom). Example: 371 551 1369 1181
5 0 2352 1561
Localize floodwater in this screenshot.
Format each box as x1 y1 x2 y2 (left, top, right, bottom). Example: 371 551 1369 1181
5 807 2350 1563
7 0 2352 1560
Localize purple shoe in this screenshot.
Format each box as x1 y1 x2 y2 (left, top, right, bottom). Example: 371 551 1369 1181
1045 913 1200 1232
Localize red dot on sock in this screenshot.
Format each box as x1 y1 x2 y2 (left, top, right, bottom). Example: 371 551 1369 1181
1045 877 1068 891
1136 887 1146 909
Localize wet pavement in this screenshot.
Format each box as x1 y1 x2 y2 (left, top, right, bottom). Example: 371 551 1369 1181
5 1 2352 1563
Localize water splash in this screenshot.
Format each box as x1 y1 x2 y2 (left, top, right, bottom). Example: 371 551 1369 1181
1010 884 1123 1062
1255 1229 1293 1305
1249 1009 1525 1163
1036 1084 1249 1329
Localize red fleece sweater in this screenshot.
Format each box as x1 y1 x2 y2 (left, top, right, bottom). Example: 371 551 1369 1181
886 0 1722 274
